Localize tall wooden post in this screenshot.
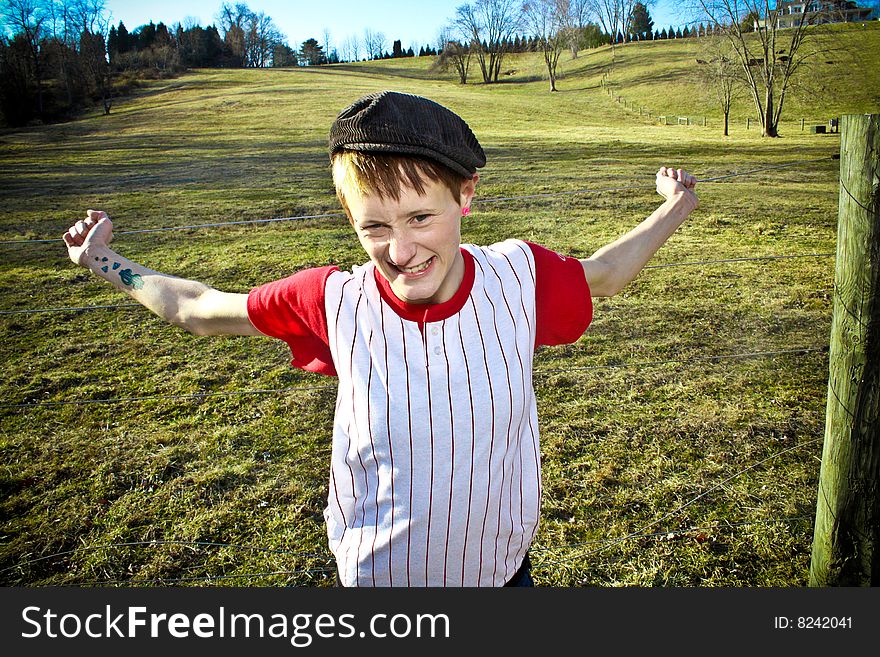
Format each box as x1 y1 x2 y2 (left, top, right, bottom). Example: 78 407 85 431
809 114 880 586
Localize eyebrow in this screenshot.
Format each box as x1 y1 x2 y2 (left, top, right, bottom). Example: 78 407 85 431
357 208 438 228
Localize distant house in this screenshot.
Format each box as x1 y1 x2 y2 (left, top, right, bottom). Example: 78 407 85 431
754 1 875 30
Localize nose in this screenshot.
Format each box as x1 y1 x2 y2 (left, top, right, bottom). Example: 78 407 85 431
388 229 417 266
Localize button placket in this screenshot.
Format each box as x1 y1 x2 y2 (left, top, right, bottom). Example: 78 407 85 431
426 323 442 356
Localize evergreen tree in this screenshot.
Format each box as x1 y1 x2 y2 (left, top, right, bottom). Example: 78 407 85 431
392 39 403 58
299 38 326 66
682 26 690 38
205 26 227 67
139 22 157 50
406 46 414 57
630 2 653 40
675 27 682 38
117 22 132 53
108 26 118 63
660 28 667 39
272 43 297 67
155 22 171 46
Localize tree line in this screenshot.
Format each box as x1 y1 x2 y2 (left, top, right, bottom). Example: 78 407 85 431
5 0 866 132
0 0 439 126
0 0 670 126
438 0 667 89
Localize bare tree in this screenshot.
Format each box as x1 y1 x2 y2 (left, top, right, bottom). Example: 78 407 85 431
2 0 47 115
243 10 278 67
696 35 741 136
79 25 112 113
46 0 77 106
363 28 386 59
689 0 830 137
338 34 351 62
216 1 249 65
68 0 105 34
587 0 641 46
436 24 471 83
522 0 566 91
454 0 521 84
557 0 591 57
216 2 283 68
322 27 331 61
345 34 361 62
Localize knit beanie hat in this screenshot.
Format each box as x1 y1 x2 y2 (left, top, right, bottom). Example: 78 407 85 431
328 91 486 178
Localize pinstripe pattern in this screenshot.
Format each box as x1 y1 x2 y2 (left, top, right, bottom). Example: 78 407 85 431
324 239 538 587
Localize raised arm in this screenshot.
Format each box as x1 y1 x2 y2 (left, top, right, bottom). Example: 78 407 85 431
63 210 262 336
581 167 699 297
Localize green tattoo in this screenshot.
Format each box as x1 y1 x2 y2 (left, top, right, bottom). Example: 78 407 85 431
95 257 143 289
119 268 144 289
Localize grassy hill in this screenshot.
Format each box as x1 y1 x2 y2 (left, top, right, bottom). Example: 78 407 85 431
0 22 874 587
554 20 880 124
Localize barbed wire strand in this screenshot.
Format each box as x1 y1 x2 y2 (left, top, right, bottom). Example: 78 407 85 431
66 567 336 587
0 252 836 317
0 303 142 316
0 540 334 578
0 384 338 410
838 176 878 216
0 345 825 410
5 516 813 586
536 346 826 375
0 155 837 246
527 515 814 554
642 252 834 270
533 437 823 570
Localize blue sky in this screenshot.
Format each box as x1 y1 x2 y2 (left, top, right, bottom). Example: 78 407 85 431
103 0 688 53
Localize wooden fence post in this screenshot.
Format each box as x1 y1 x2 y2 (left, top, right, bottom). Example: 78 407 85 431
809 113 880 586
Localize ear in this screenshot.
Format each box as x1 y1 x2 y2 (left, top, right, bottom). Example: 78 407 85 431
459 173 479 209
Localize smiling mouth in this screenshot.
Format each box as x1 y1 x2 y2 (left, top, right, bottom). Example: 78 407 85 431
394 256 434 275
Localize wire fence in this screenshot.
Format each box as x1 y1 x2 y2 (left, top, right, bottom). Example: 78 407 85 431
0 155 839 586
0 346 827 410
600 67 844 136
0 252 835 317
0 155 837 247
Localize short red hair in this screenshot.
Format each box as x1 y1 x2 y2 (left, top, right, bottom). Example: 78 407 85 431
331 150 468 220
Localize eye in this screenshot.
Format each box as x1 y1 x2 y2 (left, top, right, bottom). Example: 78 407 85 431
412 214 430 224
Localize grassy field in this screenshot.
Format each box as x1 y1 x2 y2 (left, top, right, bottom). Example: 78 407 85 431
0 23 876 587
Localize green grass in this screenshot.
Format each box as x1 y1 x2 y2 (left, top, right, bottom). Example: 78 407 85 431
1 23 874 587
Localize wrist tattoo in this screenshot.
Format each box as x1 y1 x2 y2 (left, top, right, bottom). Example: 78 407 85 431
94 256 145 290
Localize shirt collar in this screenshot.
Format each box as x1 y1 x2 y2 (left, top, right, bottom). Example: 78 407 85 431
373 248 475 324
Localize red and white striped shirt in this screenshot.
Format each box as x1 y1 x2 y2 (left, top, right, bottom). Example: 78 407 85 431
248 240 591 586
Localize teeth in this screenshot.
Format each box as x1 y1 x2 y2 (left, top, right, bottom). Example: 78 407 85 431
398 258 432 274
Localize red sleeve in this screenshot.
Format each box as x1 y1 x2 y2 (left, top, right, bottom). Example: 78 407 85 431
526 242 592 346
246 265 339 376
